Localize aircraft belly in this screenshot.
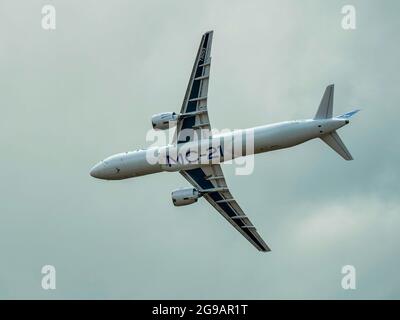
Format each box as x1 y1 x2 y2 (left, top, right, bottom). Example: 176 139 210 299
253 123 317 153
125 151 163 177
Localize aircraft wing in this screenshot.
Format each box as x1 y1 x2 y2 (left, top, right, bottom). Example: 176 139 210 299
174 31 213 144
180 166 271 252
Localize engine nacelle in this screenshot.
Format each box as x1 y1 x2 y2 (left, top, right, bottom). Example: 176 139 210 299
171 188 201 206
151 112 179 130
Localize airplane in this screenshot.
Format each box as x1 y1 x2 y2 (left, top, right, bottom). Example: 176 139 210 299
90 31 359 252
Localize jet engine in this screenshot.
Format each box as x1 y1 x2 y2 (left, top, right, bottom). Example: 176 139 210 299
151 112 179 130
171 188 201 206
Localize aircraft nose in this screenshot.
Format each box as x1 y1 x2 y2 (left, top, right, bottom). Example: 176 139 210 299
90 162 104 179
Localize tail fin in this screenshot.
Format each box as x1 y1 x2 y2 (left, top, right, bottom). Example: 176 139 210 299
321 131 353 160
314 84 334 119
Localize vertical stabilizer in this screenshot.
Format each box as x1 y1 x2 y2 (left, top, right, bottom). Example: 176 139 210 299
314 84 334 119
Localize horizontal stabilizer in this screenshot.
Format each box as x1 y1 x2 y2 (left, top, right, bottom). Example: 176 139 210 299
321 131 353 160
337 109 361 119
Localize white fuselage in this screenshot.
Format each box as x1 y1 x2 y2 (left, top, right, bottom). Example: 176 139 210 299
90 118 348 180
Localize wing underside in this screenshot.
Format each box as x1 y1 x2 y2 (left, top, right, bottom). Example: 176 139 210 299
176 32 269 252
174 31 213 144
180 166 270 252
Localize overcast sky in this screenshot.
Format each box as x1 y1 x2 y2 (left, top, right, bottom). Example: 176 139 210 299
1 0 399 299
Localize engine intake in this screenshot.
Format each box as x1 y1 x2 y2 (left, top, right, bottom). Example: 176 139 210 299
171 188 201 206
151 112 179 130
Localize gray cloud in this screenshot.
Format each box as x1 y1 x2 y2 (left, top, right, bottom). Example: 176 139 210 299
0 0 399 299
